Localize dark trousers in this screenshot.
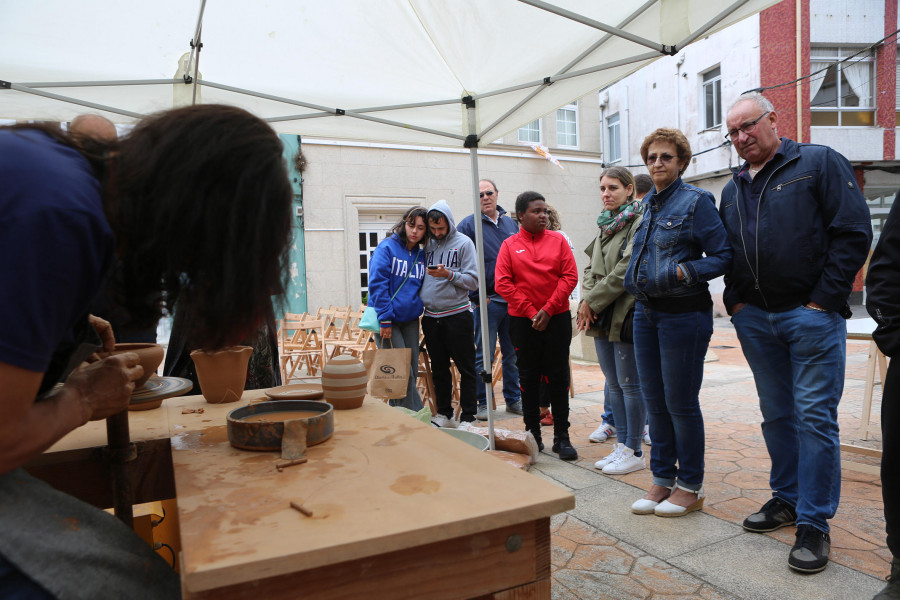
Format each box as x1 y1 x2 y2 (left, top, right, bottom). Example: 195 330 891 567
883 359 900 557
509 312 571 442
422 311 477 420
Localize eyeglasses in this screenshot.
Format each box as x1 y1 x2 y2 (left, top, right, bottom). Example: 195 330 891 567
646 153 676 165
725 111 769 141
479 190 495 198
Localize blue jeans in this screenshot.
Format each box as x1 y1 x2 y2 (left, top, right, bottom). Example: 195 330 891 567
732 303 845 532
633 303 712 491
594 337 645 453
375 318 423 412
474 299 520 406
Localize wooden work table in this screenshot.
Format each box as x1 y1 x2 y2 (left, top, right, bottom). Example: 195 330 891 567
34 391 575 599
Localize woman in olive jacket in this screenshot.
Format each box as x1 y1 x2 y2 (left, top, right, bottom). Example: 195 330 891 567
577 166 646 478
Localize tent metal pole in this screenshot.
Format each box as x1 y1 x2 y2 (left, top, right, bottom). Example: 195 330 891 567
192 24 202 105
199 80 466 141
6 83 145 119
17 79 179 88
466 102 496 451
516 0 667 53
674 0 752 49
473 50 658 101
478 50 657 140
184 0 208 82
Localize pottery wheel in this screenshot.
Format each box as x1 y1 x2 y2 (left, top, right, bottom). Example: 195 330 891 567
130 376 193 406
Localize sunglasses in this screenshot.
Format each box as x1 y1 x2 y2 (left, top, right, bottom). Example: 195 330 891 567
646 153 676 164
479 190 495 199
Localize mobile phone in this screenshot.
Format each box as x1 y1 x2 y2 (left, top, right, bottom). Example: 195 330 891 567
427 265 438 270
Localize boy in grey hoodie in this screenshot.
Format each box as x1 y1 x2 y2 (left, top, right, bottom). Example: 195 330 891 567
421 200 479 426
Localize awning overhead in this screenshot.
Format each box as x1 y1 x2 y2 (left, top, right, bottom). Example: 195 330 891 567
2 0 779 146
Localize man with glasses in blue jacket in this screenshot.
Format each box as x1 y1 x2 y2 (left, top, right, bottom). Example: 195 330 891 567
720 92 872 574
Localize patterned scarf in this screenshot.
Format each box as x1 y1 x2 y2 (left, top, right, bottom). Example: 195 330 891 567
596 200 644 236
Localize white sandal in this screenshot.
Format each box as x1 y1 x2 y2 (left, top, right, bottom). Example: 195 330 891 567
631 484 675 515
654 483 705 517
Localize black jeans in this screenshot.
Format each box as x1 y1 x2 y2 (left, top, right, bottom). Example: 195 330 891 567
509 312 571 442
883 359 900 558
422 311 477 420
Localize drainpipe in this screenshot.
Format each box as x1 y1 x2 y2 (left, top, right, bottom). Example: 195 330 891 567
599 91 608 163
676 54 685 130
795 0 803 142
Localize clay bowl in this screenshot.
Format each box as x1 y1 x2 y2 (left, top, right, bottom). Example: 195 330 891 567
226 400 334 451
98 343 164 388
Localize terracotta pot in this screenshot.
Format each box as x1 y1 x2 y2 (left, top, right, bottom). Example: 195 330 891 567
99 342 164 388
321 354 367 409
190 346 253 404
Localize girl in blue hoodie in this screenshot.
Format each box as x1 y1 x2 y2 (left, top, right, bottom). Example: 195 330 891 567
367 206 428 410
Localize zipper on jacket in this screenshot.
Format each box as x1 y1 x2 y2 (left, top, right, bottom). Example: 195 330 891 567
771 174 812 192
734 153 802 310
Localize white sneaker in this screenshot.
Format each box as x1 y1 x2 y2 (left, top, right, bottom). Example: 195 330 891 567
643 425 652 446
589 422 616 443
594 443 624 469
431 414 458 428
602 448 646 475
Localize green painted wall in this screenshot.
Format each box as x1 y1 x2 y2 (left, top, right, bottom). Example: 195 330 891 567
279 134 307 317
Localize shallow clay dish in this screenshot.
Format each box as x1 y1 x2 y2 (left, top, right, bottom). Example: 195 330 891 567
264 383 324 400
226 400 334 451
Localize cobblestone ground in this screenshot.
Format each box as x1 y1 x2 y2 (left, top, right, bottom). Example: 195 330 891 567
483 321 886 599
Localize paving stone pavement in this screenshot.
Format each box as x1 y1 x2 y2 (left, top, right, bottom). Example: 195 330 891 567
480 317 887 600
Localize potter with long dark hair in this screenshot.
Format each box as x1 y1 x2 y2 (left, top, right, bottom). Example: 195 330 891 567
0 104 293 599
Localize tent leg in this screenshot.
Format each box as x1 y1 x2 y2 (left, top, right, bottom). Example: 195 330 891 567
467 103 496 451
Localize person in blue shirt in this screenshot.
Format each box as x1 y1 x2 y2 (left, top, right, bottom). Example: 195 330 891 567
0 105 294 599
367 206 428 411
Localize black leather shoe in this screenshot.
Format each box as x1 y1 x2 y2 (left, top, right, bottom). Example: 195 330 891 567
788 524 830 574
742 497 797 532
874 557 900 599
552 439 578 461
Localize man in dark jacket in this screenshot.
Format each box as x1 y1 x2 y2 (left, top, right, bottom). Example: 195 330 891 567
720 92 872 574
458 179 522 419
866 192 900 599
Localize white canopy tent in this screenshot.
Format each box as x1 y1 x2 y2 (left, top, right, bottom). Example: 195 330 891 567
2 0 778 444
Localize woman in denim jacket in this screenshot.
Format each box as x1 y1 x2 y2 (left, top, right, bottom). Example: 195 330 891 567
624 128 732 517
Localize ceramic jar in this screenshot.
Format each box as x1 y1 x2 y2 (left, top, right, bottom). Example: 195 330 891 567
321 354 367 409
190 345 254 404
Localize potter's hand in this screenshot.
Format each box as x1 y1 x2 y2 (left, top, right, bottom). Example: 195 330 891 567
63 353 143 421
531 310 550 331
88 314 116 353
380 326 392 339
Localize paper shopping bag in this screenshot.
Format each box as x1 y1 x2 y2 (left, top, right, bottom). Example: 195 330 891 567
362 347 411 399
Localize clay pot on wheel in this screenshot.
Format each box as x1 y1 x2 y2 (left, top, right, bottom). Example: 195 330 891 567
190 346 254 404
321 354 367 409
98 343 164 388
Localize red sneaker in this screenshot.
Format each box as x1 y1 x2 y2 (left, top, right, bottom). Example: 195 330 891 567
540 412 554 426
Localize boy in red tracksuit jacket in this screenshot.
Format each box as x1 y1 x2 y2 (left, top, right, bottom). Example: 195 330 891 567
495 190 578 460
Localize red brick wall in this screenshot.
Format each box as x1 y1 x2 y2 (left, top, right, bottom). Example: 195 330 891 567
759 0 809 142
879 0 897 160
